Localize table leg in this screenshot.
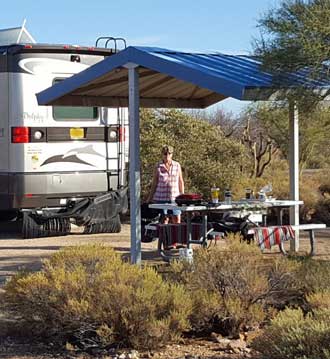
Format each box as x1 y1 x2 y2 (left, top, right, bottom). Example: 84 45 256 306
309 230 315 256
262 214 267 226
277 208 287 255
202 213 208 246
186 212 192 249
276 208 284 225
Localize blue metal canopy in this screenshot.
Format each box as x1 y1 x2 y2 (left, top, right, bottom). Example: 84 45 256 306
36 46 320 109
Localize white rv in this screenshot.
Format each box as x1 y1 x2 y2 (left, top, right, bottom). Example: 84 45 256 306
0 26 129 238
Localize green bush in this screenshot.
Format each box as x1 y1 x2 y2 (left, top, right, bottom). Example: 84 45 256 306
252 308 330 359
308 291 330 312
140 109 246 200
295 258 330 294
187 288 221 333
4 245 192 349
231 159 290 201
169 238 304 337
300 170 330 223
165 260 222 333
252 258 330 358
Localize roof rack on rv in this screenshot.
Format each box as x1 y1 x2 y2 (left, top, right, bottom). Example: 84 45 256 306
2 43 117 56
0 23 125 56
0 21 35 47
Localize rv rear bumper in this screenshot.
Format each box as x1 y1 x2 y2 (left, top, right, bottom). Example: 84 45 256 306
0 172 120 210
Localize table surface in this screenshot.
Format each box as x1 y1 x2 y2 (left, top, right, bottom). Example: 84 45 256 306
149 199 303 212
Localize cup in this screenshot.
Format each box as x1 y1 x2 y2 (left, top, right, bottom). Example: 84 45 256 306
211 187 220 204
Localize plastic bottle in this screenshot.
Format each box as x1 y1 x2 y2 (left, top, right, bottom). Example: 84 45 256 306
224 189 232 205
258 191 266 201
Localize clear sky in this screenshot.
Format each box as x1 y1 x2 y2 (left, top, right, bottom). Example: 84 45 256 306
2 0 279 115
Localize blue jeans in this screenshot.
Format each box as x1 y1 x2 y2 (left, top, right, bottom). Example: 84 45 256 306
156 200 182 216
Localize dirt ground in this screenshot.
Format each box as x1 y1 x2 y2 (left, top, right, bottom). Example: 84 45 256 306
0 222 329 358
0 223 163 287
0 223 329 286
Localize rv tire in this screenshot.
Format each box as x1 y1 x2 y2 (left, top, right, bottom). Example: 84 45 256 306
22 214 71 238
22 212 42 239
83 214 121 234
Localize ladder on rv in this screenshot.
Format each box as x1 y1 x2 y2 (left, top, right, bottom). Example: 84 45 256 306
95 36 127 52
95 36 127 192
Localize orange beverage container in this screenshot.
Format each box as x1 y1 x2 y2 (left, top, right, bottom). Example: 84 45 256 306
211 187 220 204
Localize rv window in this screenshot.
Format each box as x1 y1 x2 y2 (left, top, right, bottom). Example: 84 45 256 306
52 79 98 121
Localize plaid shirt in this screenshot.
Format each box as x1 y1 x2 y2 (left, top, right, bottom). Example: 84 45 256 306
153 160 181 201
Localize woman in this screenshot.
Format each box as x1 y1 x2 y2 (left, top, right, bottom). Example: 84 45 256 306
147 145 184 223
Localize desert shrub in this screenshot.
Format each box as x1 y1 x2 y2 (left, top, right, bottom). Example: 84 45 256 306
319 183 330 198
4 245 192 349
299 176 323 222
166 260 222 333
279 258 330 315
169 237 304 337
264 257 306 310
316 170 330 193
187 288 221 333
252 308 330 359
295 258 330 294
300 170 330 223
230 159 290 201
313 198 330 225
307 291 330 312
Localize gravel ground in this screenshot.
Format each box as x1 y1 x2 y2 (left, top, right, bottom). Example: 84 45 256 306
0 223 329 287
0 222 164 287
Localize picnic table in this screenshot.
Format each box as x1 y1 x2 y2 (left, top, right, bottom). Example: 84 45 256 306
149 200 304 254
149 199 327 260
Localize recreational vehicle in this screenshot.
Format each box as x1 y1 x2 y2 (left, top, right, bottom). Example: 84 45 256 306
0 26 129 238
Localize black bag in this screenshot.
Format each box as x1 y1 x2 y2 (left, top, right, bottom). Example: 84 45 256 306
141 203 161 243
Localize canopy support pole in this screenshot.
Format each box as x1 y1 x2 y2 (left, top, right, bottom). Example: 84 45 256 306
289 101 300 252
127 63 141 264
